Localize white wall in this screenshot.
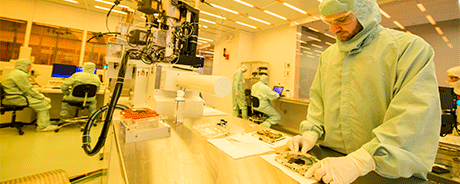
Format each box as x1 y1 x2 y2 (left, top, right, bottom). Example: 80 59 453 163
253 24 297 94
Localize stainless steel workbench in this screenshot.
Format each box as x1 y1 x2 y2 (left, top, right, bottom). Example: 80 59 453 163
109 115 435 184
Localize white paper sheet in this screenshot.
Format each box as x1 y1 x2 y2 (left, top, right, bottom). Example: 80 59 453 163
208 133 274 159
203 106 228 116
260 154 318 184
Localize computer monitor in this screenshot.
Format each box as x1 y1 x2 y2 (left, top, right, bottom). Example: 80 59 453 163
273 86 284 96
439 86 457 136
76 66 97 74
51 64 76 78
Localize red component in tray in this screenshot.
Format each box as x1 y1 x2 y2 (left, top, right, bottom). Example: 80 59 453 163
120 108 159 120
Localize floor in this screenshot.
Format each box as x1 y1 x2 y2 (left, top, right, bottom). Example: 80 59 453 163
0 122 106 183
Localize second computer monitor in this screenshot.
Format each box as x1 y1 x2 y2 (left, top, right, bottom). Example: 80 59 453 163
51 64 76 78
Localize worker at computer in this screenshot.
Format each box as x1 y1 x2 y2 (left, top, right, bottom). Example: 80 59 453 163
59 62 101 119
2 59 58 131
251 75 281 128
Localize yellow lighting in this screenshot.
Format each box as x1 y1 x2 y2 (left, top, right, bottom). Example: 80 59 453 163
417 3 426 12
314 50 323 53
308 27 319 32
198 40 208 43
442 36 449 43
434 27 443 35
325 42 333 46
199 18 217 24
264 10 287 20
292 21 300 25
210 3 239 14
64 0 78 3
311 44 323 49
448 43 453 48
248 16 271 25
283 2 307 14
198 37 214 42
324 33 335 38
308 36 321 42
94 0 130 9
199 24 208 28
406 31 412 34
393 21 405 29
94 6 127 14
426 15 436 25
379 8 391 18
201 11 225 19
236 21 258 29
234 0 254 8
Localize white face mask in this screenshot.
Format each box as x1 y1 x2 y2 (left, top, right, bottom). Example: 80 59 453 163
448 80 460 95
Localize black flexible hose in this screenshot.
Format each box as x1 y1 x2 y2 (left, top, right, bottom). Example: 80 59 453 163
82 49 135 156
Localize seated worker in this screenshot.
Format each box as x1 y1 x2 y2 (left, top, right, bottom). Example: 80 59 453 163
60 62 101 120
2 59 57 131
251 75 280 128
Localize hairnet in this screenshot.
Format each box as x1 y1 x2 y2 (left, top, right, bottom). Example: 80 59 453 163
83 62 96 73
319 0 351 16
14 59 32 73
259 75 268 84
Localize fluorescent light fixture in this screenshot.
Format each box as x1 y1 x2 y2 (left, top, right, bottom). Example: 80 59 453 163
417 3 426 12
64 0 78 3
308 27 319 32
311 44 323 49
307 55 315 58
197 40 208 43
297 33 302 36
442 36 449 43
264 10 287 20
406 31 412 34
317 0 323 2
248 16 271 25
199 24 208 28
393 21 405 29
198 37 214 42
94 0 130 9
199 18 216 24
426 15 436 25
324 33 335 38
314 50 323 53
379 8 391 18
201 11 225 19
448 43 453 48
313 16 320 20
317 54 322 57
283 2 307 14
325 42 333 45
308 36 321 42
197 43 203 45
434 27 443 35
292 21 300 25
202 51 214 54
94 6 127 14
303 51 313 54
236 21 258 29
300 46 308 49
233 0 253 7
210 3 239 14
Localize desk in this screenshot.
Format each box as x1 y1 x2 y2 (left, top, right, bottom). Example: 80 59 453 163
107 115 432 184
37 87 108 119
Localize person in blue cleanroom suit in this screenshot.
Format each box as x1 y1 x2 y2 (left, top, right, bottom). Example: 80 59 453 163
251 75 280 128
60 62 101 119
286 0 441 183
2 59 58 131
232 65 248 120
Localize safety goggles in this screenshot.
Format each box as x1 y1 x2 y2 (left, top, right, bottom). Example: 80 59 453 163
321 11 356 26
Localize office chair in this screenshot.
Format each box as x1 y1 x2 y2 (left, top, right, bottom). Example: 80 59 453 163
249 95 268 124
0 83 31 135
56 84 97 131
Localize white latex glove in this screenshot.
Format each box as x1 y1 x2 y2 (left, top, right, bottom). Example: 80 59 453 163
305 148 376 184
287 131 318 153
44 97 51 103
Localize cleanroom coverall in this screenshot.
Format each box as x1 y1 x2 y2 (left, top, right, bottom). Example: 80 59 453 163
2 59 52 130
232 65 248 120
60 62 101 119
300 0 441 179
251 75 280 127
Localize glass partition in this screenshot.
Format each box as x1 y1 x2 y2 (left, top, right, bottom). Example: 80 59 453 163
0 17 27 61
